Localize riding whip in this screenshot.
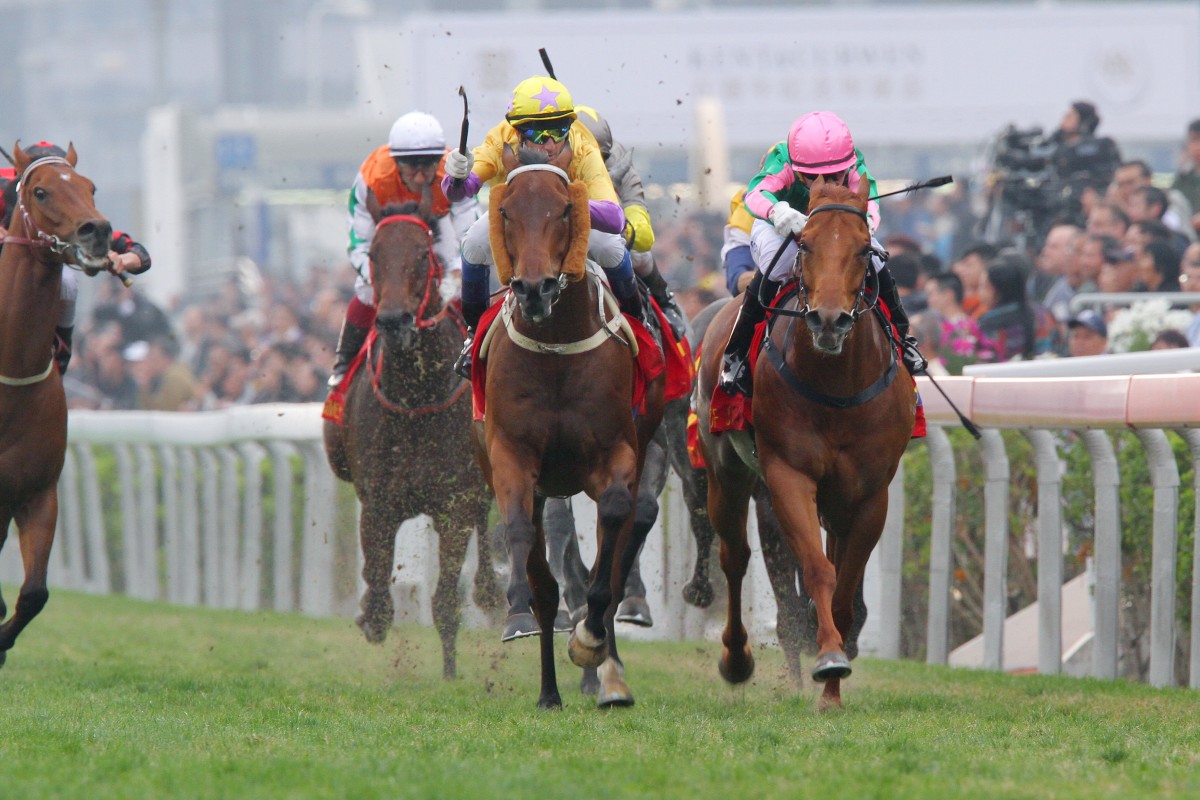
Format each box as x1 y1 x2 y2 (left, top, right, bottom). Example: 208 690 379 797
918 371 982 439
454 86 470 188
0 145 14 168
869 175 953 202
538 47 557 80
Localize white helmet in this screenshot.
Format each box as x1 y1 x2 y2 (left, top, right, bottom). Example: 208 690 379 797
388 111 445 157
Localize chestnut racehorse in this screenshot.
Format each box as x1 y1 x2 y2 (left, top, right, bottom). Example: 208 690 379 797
474 146 664 709
0 143 113 667
324 202 500 679
694 177 914 710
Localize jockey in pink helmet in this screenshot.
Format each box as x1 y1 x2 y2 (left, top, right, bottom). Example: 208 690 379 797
718 111 927 397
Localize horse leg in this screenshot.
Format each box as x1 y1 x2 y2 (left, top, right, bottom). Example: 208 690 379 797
616 435 665 627
0 516 10 623
664 400 718 609
568 448 638 673
527 495 563 710
819 495 888 711
763 466 849 687
355 501 400 644
752 483 806 686
0 495 56 667
706 462 756 684
490 445 540 643
544 497 584 631
470 498 504 613
431 511 472 680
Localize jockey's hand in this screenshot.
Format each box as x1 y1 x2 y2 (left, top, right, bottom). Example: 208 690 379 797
445 148 473 181
769 201 807 238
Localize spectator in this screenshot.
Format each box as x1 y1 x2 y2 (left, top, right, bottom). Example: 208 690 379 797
126 337 197 411
1172 118 1200 236
887 252 928 316
1076 233 1111 292
1086 201 1130 241
90 281 174 348
976 252 1064 361
1150 329 1189 350
1181 242 1200 346
1128 186 1192 252
1066 309 1108 357
1048 100 1122 224
1134 238 1182 292
1035 221 1083 317
1096 242 1138 295
914 271 989 374
950 241 999 319
1110 159 1193 239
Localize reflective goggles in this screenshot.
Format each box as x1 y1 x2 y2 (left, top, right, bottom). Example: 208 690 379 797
519 124 572 145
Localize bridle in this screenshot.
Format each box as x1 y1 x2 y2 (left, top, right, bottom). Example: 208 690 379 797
763 202 888 323
366 213 468 414
2 156 92 264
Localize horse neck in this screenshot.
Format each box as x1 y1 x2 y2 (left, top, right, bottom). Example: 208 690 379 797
0 232 62 377
787 311 891 395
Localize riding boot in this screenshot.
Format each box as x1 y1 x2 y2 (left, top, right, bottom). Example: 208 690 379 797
453 299 488 380
641 257 688 340
53 325 73 375
875 265 928 375
327 318 371 388
718 271 779 397
606 250 646 323
454 255 492 380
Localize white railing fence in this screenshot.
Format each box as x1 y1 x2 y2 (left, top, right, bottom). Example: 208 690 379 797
2 373 1198 687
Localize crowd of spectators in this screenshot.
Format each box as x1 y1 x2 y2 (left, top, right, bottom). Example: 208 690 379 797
63 101 1199 412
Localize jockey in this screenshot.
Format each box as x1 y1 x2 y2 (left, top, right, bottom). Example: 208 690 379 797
722 146 777 297
10 142 151 375
442 75 637 377
330 111 479 387
718 111 928 396
575 104 687 339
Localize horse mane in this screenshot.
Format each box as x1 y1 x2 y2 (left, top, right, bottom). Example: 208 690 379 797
489 148 590 285
377 201 438 241
806 179 865 214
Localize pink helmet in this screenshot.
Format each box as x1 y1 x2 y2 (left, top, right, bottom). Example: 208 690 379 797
787 111 856 174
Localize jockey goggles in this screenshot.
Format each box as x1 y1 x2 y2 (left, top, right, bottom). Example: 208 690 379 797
395 153 442 170
519 123 572 145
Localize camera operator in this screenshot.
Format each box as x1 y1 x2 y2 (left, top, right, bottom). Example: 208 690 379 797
1047 101 1122 225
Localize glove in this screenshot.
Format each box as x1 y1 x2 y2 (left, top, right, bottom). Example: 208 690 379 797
768 201 807 238
445 148 473 181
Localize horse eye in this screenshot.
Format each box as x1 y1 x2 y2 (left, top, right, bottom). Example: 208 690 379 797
33 187 47 201
499 207 508 219
563 202 572 221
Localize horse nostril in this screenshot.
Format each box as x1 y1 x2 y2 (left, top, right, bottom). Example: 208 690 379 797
833 312 854 334
805 310 823 334
376 311 415 332
539 277 559 296
511 280 530 299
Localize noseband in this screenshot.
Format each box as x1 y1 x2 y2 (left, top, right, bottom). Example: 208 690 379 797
765 202 888 322
3 157 89 259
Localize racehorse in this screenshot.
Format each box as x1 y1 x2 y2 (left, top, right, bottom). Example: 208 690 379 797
473 146 664 709
323 201 500 679
694 176 914 710
0 142 113 667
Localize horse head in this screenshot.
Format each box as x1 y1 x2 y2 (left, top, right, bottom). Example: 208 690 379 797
797 176 876 354
491 145 590 324
369 201 443 350
10 142 111 270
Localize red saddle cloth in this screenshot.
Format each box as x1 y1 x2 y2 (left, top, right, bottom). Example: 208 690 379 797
470 297 667 422
690 293 926 468
321 329 378 425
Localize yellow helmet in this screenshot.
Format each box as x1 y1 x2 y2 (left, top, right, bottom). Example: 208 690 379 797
506 76 576 126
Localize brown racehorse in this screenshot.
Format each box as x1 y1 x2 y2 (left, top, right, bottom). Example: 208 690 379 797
324 202 500 679
474 146 664 709
694 177 914 710
0 143 113 667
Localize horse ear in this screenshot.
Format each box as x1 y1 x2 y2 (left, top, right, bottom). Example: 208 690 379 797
563 181 590 282
12 141 29 172
856 171 870 203
488 184 513 285
65 142 78 167
501 143 519 175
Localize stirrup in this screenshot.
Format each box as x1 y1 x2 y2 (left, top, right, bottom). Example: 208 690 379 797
718 353 752 398
657 294 688 341
901 336 927 375
453 335 474 380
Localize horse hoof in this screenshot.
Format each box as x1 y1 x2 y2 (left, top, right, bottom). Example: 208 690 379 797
596 658 635 708
501 612 540 642
568 622 608 668
682 580 714 608
812 651 852 682
355 615 389 644
615 596 654 627
569 605 587 627
537 693 563 710
0 650 6 669
718 646 755 684
554 608 573 633
579 667 600 696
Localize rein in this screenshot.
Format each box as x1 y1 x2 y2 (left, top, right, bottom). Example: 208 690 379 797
366 310 471 415
3 157 86 259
